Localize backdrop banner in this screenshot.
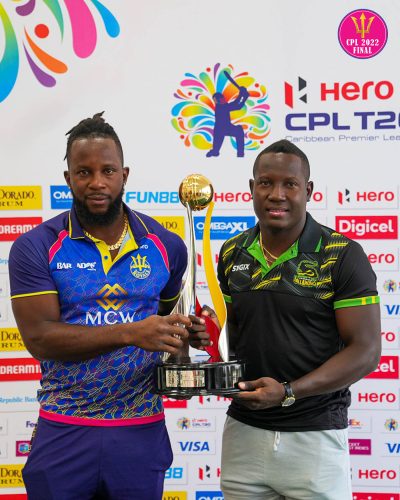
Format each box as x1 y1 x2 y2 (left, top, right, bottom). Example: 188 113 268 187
0 2 399 498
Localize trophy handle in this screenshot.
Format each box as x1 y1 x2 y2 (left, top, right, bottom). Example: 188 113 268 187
203 202 229 362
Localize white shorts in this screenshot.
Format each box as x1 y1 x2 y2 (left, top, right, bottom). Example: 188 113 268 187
221 416 352 500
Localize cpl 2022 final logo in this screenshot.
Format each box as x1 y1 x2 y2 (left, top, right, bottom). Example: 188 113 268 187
171 63 271 158
0 0 120 102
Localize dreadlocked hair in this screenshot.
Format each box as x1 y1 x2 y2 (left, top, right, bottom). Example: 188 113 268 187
64 111 124 165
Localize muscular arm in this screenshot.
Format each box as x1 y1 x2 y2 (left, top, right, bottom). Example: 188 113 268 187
12 294 191 362
292 303 381 398
235 303 381 410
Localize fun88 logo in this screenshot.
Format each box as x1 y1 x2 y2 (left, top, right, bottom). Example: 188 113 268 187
51 186 72 210
196 492 224 500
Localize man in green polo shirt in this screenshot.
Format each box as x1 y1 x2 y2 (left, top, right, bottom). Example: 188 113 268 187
217 139 381 499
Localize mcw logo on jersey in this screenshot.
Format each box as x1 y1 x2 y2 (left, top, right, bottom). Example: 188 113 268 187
86 284 135 325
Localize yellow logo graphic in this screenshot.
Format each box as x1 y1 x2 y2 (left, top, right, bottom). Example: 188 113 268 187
0 186 42 210
351 12 375 38
154 216 185 239
0 328 26 351
163 492 187 500
96 284 128 311
293 260 319 287
130 254 151 280
0 464 24 488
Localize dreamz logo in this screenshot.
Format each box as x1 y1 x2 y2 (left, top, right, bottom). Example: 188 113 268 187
86 284 134 325
194 216 256 240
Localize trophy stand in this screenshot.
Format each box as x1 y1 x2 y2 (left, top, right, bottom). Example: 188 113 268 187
154 174 245 396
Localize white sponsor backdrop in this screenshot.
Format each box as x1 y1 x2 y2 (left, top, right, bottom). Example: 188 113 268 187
1 1 399 498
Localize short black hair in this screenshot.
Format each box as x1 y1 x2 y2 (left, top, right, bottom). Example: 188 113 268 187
64 111 124 166
253 139 310 181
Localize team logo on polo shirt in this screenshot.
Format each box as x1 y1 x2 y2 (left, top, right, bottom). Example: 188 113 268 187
293 259 319 287
130 254 151 279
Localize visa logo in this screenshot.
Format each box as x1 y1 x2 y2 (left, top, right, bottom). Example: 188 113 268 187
385 305 400 316
194 216 255 240
179 441 210 452
51 186 73 210
386 443 400 454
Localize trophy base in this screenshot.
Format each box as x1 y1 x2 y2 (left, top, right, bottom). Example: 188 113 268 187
154 356 245 396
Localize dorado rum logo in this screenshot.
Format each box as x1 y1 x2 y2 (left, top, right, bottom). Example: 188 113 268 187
130 254 151 279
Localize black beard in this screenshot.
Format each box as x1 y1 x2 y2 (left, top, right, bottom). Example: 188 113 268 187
72 188 125 227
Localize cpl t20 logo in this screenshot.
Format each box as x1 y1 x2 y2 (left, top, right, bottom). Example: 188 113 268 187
0 0 120 102
171 63 271 158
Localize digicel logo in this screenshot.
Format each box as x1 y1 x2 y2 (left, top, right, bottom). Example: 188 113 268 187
336 216 398 239
365 356 399 379
0 217 42 241
0 358 41 381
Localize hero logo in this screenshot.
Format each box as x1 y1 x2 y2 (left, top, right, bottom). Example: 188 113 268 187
368 252 396 269
365 356 399 379
50 186 73 210
336 216 398 239
194 216 256 240
338 189 397 207
284 79 398 131
86 284 135 325
320 81 394 101
126 191 252 205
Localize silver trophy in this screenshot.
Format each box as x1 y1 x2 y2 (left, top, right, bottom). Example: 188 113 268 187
154 174 245 396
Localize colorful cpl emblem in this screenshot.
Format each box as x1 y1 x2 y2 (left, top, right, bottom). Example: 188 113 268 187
0 0 120 102
385 418 398 431
383 279 397 293
171 63 271 158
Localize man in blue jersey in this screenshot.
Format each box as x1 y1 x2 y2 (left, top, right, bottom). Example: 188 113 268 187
9 112 210 500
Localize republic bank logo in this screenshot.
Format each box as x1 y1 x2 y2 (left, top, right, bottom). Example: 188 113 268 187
86 284 135 325
284 77 307 108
